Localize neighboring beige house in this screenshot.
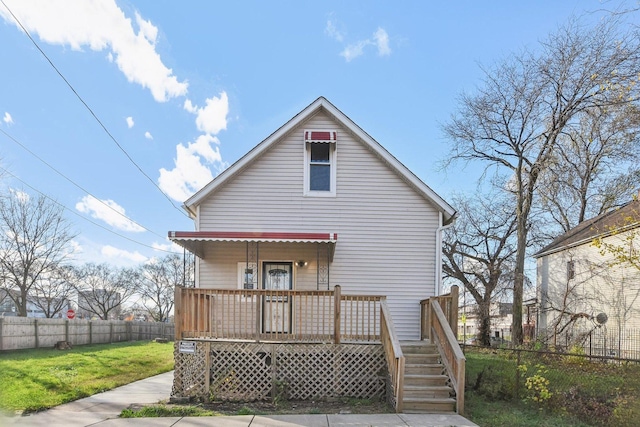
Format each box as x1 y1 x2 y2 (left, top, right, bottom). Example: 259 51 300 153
534 199 640 350
169 97 456 340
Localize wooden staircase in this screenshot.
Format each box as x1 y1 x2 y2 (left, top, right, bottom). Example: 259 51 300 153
401 341 457 413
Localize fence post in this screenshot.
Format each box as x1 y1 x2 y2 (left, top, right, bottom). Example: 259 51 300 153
89 321 93 344
109 322 114 344
126 321 132 341
0 317 3 351
515 349 521 401
334 285 341 344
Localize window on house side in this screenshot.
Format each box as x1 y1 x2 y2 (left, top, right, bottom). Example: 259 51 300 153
567 260 575 281
304 136 336 196
310 143 331 191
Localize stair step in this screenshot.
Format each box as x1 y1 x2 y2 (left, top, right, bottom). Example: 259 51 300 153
402 397 457 413
403 385 453 399
405 363 444 375
404 353 440 364
404 374 449 386
401 342 437 354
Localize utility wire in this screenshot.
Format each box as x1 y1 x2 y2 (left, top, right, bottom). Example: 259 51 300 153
0 128 169 240
0 166 181 255
1 0 190 218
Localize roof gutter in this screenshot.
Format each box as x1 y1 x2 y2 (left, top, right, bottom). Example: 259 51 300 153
435 211 456 296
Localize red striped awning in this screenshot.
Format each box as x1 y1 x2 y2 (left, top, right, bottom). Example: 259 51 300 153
168 231 337 258
304 130 337 143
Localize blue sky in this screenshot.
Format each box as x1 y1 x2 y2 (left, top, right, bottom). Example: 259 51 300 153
0 0 633 267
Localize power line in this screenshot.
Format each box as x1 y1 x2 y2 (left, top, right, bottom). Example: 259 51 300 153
0 128 169 240
0 0 190 219
0 166 181 255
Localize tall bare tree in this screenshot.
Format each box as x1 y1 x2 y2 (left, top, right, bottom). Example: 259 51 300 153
0 190 76 316
443 194 518 346
443 16 640 344
537 104 640 238
72 263 137 320
138 254 190 322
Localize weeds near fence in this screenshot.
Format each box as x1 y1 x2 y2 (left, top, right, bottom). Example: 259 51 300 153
464 345 640 427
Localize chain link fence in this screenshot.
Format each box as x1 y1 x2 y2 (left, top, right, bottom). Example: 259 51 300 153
464 345 640 426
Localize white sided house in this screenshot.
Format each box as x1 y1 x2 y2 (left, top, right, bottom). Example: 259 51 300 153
169 97 455 340
168 98 465 413
534 199 640 354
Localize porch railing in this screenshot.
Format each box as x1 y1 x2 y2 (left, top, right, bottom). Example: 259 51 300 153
420 285 459 341
174 285 383 343
420 286 465 414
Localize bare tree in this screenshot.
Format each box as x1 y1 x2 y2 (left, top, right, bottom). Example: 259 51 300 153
29 265 74 318
443 194 518 346
72 263 137 320
537 104 640 238
0 190 76 316
443 16 640 344
138 254 189 322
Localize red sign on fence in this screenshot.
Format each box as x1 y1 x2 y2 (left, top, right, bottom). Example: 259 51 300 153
66 309 75 319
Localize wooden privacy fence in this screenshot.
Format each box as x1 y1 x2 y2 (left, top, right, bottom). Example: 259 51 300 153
174 285 382 343
0 317 174 351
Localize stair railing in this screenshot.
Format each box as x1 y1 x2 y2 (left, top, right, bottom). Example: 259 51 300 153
380 299 405 412
429 299 466 414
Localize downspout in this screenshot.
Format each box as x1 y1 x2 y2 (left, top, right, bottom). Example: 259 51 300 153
435 211 455 296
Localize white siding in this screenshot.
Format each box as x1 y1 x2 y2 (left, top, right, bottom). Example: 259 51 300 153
540 232 640 336
196 111 440 339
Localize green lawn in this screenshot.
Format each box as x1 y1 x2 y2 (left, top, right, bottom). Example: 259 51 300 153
0 341 174 413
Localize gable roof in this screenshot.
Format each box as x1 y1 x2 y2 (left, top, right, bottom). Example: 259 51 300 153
183 96 456 223
534 199 640 258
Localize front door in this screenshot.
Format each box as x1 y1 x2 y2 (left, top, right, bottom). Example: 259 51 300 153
262 262 292 333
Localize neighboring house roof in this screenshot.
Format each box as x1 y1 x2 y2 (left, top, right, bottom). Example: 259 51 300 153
534 199 640 258
182 96 456 224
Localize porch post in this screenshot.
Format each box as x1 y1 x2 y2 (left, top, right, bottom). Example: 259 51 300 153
334 285 341 344
450 285 459 339
174 285 183 341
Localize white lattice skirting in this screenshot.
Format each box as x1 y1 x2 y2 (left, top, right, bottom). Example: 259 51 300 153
172 341 387 401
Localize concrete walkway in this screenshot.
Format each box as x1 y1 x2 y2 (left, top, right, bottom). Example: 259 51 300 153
0 371 479 427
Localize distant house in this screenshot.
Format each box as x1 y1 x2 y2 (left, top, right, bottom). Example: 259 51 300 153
534 198 640 352
459 302 513 342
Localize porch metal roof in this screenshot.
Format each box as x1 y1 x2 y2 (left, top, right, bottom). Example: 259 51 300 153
168 231 337 258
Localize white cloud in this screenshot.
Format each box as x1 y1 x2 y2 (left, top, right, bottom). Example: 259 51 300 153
325 18 344 42
9 188 29 202
3 112 13 125
126 116 134 128
373 28 391 56
101 245 147 263
158 134 225 201
340 40 368 62
76 195 145 232
144 131 153 140
184 92 229 135
0 0 188 102
152 241 184 252
338 27 392 62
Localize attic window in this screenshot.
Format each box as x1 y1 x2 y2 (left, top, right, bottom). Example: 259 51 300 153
304 130 337 197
